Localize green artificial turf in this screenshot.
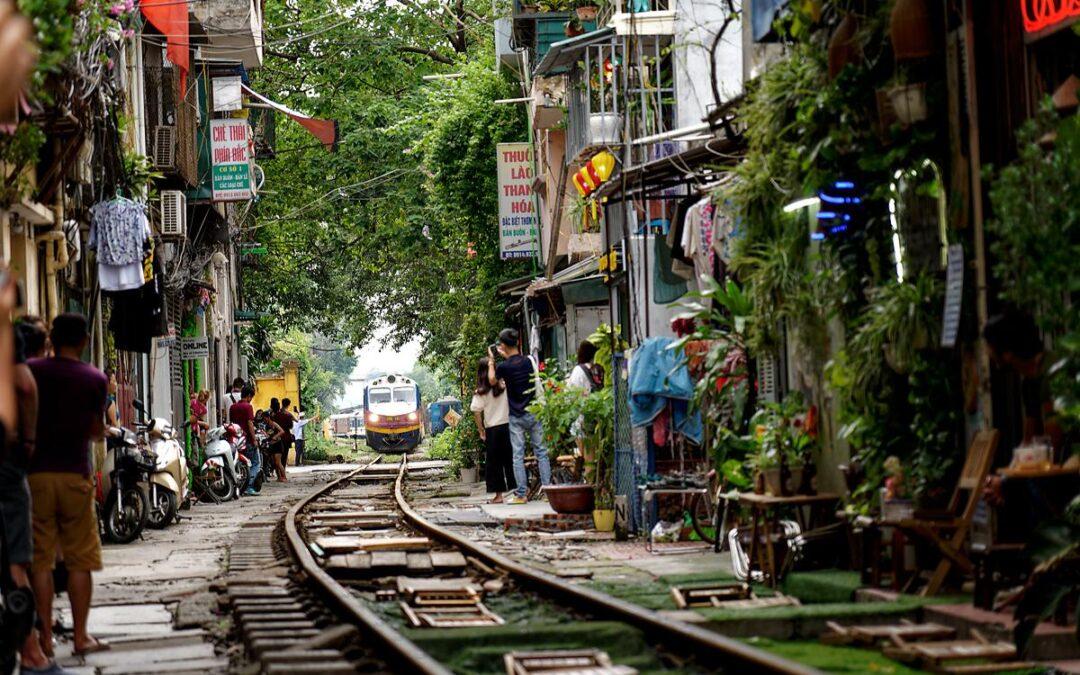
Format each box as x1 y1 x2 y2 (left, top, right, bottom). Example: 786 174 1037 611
742 637 929 674
405 621 698 674
781 570 863 603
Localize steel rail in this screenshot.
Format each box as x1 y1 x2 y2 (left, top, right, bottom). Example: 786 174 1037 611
284 458 453 675
395 456 819 675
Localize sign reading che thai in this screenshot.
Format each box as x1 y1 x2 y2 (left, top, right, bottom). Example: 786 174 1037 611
496 142 538 260
210 119 252 202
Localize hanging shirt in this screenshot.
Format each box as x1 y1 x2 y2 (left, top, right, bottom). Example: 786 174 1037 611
99 262 145 292
89 198 150 266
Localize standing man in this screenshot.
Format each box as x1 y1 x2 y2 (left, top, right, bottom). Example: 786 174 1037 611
222 377 245 424
28 313 108 657
291 409 316 467
229 385 261 496
488 328 551 504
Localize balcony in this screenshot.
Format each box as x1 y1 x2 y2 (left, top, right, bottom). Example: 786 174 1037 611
192 0 264 68
537 30 675 167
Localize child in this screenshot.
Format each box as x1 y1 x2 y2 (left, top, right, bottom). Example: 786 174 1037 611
471 357 516 503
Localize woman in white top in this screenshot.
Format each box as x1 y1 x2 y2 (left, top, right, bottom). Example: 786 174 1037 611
471 357 516 503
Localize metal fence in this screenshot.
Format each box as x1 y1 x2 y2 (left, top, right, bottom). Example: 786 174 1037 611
612 352 643 532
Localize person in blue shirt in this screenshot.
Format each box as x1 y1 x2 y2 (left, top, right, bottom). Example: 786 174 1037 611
488 328 551 504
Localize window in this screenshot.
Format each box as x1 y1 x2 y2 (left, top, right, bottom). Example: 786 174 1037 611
369 388 392 404
393 387 416 404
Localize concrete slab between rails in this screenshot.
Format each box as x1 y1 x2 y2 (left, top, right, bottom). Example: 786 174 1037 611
925 603 1080 661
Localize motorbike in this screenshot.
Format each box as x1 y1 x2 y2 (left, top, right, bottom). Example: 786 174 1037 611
133 401 189 528
202 424 248 502
100 426 156 543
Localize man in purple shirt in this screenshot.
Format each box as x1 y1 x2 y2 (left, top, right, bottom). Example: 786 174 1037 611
27 313 108 658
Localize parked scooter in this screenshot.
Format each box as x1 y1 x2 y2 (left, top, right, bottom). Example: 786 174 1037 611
133 401 189 528
100 426 155 543
202 424 248 501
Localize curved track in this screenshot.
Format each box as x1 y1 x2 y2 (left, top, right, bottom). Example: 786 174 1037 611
275 458 818 675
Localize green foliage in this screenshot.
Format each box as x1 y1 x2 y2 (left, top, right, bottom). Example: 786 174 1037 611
828 276 961 507
587 323 627 386
745 394 816 471
1012 496 1080 654
249 22 528 380
986 104 1080 337
527 367 586 458
408 363 458 402
249 329 357 414
428 416 483 473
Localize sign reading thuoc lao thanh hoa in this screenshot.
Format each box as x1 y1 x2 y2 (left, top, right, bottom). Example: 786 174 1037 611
210 119 253 201
496 142 538 260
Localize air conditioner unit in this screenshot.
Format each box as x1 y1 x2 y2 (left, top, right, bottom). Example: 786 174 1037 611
160 190 186 238
153 125 176 170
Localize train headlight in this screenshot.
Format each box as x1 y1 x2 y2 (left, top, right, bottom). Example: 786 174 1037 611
367 413 380 423
408 412 418 421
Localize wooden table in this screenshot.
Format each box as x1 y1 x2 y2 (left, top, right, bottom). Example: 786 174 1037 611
719 492 841 587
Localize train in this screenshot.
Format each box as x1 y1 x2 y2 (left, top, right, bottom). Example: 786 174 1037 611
363 374 423 452
328 412 365 439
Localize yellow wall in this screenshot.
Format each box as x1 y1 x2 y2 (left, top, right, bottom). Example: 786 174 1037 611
253 359 300 414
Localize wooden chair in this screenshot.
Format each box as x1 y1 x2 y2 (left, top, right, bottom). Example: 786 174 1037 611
889 429 1000 596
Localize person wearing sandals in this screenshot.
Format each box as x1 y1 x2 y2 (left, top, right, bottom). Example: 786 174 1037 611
471 358 516 503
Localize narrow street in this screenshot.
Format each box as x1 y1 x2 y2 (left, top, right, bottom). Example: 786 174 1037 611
0 0 1078 673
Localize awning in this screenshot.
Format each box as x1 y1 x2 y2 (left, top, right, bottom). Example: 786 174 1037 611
561 275 607 305
593 134 744 203
534 27 617 77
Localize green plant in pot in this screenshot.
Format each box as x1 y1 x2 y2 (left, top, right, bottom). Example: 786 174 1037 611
744 395 816 496
429 415 482 481
581 386 615 530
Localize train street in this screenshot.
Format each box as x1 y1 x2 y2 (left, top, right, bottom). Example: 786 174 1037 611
2 0 1080 674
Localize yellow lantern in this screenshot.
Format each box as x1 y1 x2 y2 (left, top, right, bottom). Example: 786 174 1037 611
572 151 615 197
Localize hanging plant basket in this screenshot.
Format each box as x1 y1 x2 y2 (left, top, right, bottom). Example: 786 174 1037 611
565 20 585 37
827 13 861 79
889 0 936 61
888 83 928 126
575 4 599 21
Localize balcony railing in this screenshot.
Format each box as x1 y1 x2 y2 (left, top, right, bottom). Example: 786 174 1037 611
564 34 675 167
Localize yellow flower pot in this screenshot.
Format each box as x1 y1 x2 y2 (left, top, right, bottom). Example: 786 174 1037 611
593 509 615 532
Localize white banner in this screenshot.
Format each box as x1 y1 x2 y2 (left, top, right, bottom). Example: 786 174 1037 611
210 119 253 202
212 76 242 112
497 142 538 260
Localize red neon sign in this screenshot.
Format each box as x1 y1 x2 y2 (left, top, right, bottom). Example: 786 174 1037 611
1022 0 1080 34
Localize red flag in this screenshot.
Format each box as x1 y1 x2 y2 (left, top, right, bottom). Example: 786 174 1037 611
241 85 338 151
141 0 189 97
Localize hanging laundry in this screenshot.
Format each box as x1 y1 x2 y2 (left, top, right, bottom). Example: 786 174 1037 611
108 249 167 353
90 197 151 292
627 337 703 445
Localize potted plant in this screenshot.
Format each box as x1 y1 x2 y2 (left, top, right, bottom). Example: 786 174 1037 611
888 71 928 126
743 396 815 497
575 0 600 22
529 369 597 513
564 17 585 37
580 387 615 530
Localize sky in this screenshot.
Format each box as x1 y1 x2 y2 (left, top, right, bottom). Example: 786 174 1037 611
336 334 421 409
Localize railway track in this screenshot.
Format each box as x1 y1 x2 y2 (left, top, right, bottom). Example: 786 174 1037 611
230 457 818 674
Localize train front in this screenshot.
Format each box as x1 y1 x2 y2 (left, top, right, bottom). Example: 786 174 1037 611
363 376 422 452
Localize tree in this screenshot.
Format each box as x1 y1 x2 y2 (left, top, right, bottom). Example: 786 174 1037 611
252 329 357 413
245 4 529 380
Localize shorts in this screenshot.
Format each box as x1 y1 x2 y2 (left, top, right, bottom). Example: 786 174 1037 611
0 462 32 565
28 472 102 574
